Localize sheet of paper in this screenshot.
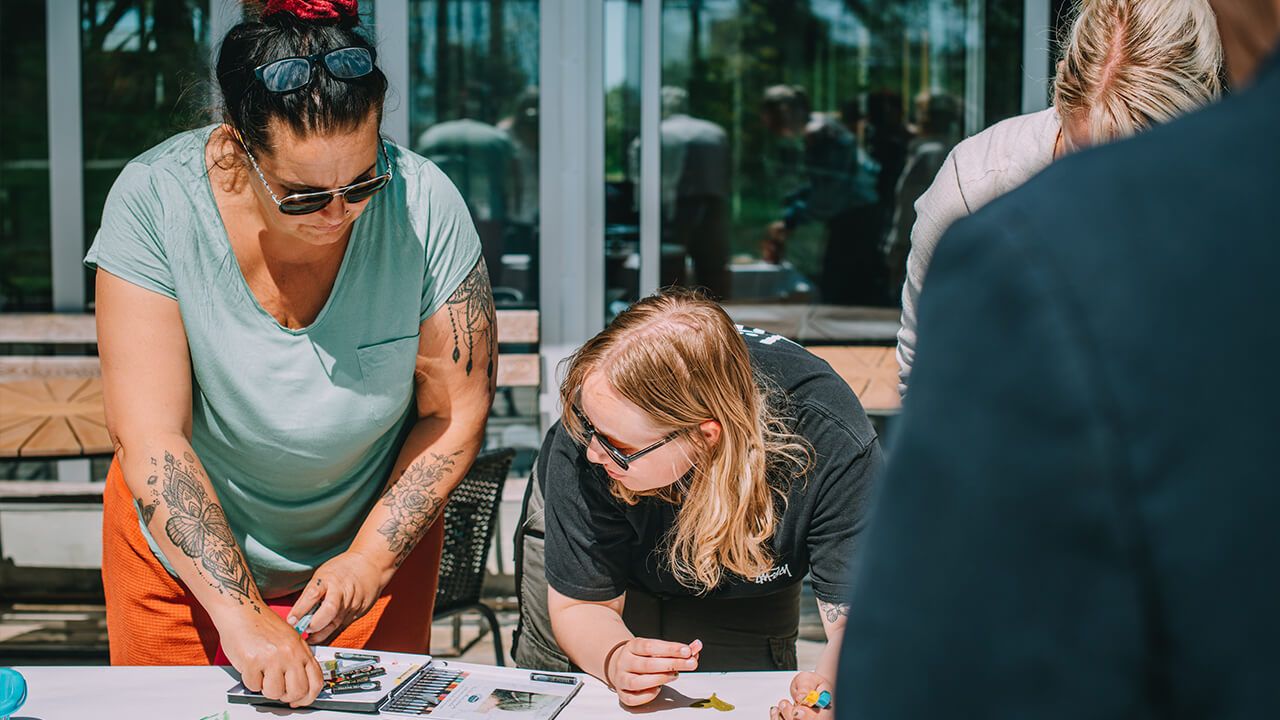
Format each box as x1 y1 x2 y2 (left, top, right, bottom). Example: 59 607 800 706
382 666 581 719
430 676 574 720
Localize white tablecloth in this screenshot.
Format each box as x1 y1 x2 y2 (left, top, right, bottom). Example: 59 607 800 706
12 664 794 719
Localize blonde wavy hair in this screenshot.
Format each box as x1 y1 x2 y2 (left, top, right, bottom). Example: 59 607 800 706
1054 0 1223 145
559 289 812 594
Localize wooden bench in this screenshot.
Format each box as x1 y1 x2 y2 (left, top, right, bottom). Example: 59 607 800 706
806 346 901 414
0 311 542 460
0 311 541 387
1 313 900 456
725 304 902 344
0 378 112 460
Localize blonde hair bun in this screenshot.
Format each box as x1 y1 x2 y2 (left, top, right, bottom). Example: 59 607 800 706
1054 0 1223 144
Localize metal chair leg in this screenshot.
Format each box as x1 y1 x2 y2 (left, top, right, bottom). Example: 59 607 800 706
475 602 505 666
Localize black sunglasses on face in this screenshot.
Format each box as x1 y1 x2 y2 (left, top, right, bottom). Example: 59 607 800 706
571 404 681 471
254 46 376 94
240 138 393 216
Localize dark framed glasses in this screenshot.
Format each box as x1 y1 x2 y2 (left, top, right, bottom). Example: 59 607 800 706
240 138 394 216
254 46 376 94
571 404 682 471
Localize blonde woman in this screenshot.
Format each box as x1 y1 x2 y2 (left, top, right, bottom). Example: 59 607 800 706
513 289 881 713
896 0 1223 394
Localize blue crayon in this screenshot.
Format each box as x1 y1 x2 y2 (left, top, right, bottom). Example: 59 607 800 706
293 603 321 634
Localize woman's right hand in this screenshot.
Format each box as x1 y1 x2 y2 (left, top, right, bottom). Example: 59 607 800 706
606 637 703 706
219 610 326 708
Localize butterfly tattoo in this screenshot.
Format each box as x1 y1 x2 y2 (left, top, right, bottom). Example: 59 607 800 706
160 452 256 604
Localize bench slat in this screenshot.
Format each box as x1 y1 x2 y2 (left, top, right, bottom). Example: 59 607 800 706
496 309 539 343
3 354 535 384
0 314 98 344
0 357 102 382
496 353 539 388
0 310 539 345
0 480 106 499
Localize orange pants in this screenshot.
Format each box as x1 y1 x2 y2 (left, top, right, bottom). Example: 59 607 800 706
101 458 443 665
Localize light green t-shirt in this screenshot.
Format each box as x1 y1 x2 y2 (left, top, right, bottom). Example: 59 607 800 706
85 124 481 597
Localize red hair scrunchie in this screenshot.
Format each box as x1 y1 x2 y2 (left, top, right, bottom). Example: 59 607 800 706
263 0 359 21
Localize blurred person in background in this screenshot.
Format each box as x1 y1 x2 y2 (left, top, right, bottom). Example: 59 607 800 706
498 86 541 233
761 85 886 306
863 91 912 241
417 82 520 291
628 87 732 298
883 92 962 301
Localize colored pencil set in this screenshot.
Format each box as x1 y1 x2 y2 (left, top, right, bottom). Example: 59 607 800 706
381 667 467 715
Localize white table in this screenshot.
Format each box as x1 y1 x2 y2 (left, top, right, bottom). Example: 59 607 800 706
11 664 794 719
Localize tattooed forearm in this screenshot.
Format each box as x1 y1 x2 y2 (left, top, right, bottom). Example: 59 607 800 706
818 599 850 624
445 258 497 380
377 451 462 566
147 451 261 612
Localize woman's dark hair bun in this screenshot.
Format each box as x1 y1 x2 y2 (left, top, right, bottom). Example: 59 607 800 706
217 0 384 153
263 0 360 25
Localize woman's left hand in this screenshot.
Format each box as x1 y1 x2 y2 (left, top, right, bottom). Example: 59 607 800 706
286 550 389 644
769 671 833 719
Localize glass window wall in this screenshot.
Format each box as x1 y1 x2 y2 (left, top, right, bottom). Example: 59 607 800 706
607 0 1026 337
409 0 543 475
1 1 52 311
80 0 212 306
409 0 541 311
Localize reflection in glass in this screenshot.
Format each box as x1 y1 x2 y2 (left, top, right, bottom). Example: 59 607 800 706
760 83 883 305
604 0 641 320
884 92 962 296
1 1 52 311
409 0 540 310
654 0 1022 314
81 0 212 306
628 87 731 299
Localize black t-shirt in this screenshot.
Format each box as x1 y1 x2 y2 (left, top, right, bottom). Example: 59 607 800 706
540 326 883 605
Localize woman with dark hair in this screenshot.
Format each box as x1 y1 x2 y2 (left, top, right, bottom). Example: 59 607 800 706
87 0 494 707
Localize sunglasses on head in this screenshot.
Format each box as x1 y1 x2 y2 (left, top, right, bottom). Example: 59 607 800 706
571 403 682 471
239 137 393 216
254 46 376 94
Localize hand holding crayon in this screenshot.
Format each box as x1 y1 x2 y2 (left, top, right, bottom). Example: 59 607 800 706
770 670 832 719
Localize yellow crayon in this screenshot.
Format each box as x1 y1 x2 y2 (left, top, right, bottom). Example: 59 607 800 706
801 689 831 709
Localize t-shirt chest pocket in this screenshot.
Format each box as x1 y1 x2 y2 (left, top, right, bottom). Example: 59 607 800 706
356 335 419 425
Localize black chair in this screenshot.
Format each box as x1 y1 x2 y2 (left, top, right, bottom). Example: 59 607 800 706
433 448 516 666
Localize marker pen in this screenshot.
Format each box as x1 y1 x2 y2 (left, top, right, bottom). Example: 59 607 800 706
530 672 577 685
